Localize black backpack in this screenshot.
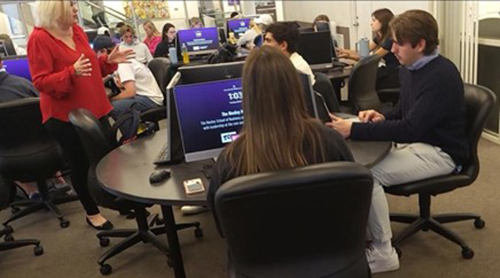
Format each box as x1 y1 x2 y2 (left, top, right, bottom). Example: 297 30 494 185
208 43 238 64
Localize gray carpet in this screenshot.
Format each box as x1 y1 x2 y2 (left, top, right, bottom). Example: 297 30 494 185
1 139 499 278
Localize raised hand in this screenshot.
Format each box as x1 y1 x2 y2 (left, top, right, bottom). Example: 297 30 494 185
107 46 135 64
73 54 92 76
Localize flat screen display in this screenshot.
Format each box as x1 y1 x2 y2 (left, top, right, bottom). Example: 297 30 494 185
2 56 31 81
177 27 219 55
227 18 251 39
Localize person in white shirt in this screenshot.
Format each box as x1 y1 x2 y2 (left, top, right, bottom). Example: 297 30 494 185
263 22 315 85
94 36 163 139
237 14 274 50
118 24 153 64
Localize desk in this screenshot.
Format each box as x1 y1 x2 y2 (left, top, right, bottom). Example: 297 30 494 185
96 130 391 278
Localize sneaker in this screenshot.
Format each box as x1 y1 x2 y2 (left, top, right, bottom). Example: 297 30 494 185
180 206 209 216
366 246 399 274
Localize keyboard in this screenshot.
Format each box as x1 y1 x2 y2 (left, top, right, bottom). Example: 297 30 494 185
153 143 171 165
332 60 349 68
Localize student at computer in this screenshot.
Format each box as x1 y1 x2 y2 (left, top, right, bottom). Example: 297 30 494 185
339 8 400 89
264 22 316 85
94 36 164 140
142 20 161 55
190 17 204 28
119 24 153 64
154 23 176 58
237 14 273 50
208 45 353 216
27 0 132 231
328 10 467 274
312 14 338 47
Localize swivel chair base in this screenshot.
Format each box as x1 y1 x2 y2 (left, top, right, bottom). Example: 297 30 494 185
3 183 78 228
0 226 44 256
390 193 485 259
95 208 202 275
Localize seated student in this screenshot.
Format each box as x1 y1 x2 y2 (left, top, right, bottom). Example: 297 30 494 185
312 14 338 47
0 56 68 199
339 8 400 90
237 14 273 50
328 10 467 274
208 45 353 214
264 22 316 85
154 23 176 58
118 24 153 64
94 36 163 140
190 17 204 28
142 20 162 55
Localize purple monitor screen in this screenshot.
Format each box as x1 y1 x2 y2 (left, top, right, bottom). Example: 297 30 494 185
174 78 243 161
2 57 31 81
227 18 251 39
177 27 219 55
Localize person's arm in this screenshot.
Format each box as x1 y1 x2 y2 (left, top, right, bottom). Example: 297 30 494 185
111 80 136 101
27 33 77 99
338 48 360 61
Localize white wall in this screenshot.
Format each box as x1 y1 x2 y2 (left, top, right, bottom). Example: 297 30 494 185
0 13 9 34
478 1 500 17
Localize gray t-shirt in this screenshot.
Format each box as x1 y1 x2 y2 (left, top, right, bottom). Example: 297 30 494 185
0 72 39 103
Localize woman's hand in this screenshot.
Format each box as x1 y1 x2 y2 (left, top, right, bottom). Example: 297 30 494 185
73 54 92 77
107 46 135 64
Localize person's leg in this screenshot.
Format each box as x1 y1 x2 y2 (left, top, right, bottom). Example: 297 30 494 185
44 118 112 229
367 143 456 273
110 97 159 140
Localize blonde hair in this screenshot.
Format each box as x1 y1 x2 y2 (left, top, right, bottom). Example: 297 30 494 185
143 20 160 37
119 24 135 36
35 0 74 29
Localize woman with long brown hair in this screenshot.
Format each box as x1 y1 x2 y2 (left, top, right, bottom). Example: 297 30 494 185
207 46 353 209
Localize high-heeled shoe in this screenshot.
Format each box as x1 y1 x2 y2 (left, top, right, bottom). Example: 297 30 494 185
86 217 114 231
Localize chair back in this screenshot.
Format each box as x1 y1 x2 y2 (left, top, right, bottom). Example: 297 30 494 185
348 55 382 114
0 98 63 181
0 178 13 210
148 57 171 100
215 162 373 278
314 72 340 113
0 38 16 56
462 83 496 180
69 109 121 210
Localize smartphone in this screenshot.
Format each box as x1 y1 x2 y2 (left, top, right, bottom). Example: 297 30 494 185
183 178 205 195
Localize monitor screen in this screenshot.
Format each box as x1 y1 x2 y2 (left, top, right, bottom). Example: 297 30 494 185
177 27 220 55
174 78 244 162
227 18 251 39
2 56 31 81
178 61 244 85
298 31 333 65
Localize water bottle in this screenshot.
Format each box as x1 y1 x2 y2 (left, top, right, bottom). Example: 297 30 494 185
168 47 178 64
356 38 370 58
181 43 190 64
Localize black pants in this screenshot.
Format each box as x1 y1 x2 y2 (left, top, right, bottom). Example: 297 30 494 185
44 117 111 216
92 11 108 28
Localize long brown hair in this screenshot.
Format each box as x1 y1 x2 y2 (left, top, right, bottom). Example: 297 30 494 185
224 46 326 176
372 8 394 48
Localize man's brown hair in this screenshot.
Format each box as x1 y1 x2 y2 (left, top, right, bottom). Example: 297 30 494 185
389 10 439 55
119 24 135 36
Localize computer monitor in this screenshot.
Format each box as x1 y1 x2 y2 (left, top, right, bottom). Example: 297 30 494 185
226 18 251 39
178 61 244 85
298 31 333 66
299 26 314 33
174 78 244 162
176 27 220 56
2 55 31 81
297 72 320 120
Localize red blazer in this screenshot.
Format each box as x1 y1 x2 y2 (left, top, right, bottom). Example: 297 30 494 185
27 24 117 123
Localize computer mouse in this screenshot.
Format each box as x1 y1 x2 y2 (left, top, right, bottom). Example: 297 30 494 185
149 170 171 184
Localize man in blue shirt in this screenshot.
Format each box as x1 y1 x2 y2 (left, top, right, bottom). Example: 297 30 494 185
328 10 468 274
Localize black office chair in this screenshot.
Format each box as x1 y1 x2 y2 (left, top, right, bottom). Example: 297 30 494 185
347 55 382 114
142 57 170 125
385 83 495 259
69 109 202 275
0 178 43 256
314 72 341 113
214 162 373 278
0 38 16 56
0 98 77 228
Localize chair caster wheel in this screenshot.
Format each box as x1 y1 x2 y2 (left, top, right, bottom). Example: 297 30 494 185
4 225 14 234
474 218 485 229
4 234 14 241
167 258 174 268
100 264 112 275
462 247 474 259
11 207 20 214
59 219 70 228
34 245 44 256
395 247 403 258
99 237 110 247
194 228 203 239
